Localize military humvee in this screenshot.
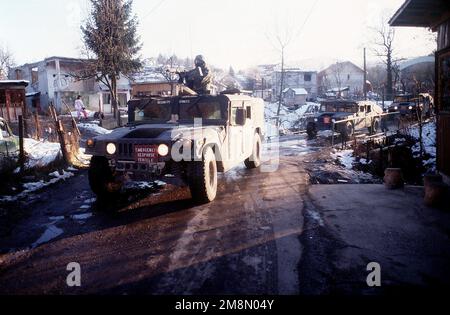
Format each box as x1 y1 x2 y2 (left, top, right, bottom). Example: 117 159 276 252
306 100 384 139
86 92 265 203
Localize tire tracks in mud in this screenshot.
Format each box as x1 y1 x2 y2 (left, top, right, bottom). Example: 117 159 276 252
151 157 308 294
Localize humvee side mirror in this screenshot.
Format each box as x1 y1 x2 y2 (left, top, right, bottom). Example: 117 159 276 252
236 108 246 126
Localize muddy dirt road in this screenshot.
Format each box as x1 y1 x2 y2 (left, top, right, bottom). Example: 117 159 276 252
0 136 328 294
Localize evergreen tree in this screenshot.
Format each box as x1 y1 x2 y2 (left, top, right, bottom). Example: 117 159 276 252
78 0 142 124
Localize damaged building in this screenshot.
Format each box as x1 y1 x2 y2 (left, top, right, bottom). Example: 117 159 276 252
272 68 318 101
10 56 132 114
318 61 366 98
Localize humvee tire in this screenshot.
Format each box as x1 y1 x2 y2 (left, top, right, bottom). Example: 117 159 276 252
369 119 380 135
245 133 262 169
89 156 116 198
306 122 317 139
188 146 218 203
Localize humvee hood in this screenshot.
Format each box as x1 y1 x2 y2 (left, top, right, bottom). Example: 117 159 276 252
319 112 354 119
93 124 223 142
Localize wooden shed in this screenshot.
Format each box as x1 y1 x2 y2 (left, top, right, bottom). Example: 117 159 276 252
0 80 29 123
390 0 450 181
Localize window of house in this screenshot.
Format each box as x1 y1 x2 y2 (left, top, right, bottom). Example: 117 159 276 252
347 74 351 81
15 69 22 80
102 93 111 105
304 74 312 82
246 106 252 119
31 67 39 85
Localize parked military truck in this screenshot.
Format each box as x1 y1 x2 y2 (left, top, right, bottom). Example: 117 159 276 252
388 93 434 118
85 93 265 203
306 100 384 139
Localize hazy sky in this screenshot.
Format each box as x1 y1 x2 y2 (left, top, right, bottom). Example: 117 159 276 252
0 0 436 70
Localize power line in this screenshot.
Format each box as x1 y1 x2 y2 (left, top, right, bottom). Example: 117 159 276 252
293 0 320 40
142 0 167 20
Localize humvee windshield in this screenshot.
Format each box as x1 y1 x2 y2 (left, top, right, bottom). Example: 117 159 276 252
320 103 358 113
134 103 172 122
394 95 414 103
179 101 224 121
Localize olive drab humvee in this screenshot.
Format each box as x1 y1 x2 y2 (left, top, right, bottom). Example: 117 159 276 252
85 92 265 203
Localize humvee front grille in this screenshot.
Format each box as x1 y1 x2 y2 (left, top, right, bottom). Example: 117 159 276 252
118 143 134 157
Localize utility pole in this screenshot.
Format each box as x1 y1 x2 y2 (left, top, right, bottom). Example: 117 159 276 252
363 48 367 101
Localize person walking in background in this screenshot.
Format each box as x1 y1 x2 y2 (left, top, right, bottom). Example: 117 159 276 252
74 95 88 121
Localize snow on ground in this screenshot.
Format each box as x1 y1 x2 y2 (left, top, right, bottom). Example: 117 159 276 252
78 123 112 135
331 149 355 170
265 102 319 133
22 138 62 170
1 170 75 203
407 121 436 169
66 110 96 119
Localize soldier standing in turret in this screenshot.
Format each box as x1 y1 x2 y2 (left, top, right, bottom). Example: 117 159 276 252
179 55 213 95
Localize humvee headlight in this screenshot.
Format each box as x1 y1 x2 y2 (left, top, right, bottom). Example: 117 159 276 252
87 139 95 148
314 118 318 122
394 106 398 111
158 144 169 157
106 143 117 155
409 106 413 110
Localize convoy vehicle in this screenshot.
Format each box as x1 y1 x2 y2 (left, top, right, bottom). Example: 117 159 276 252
306 100 384 139
388 93 434 118
86 93 265 203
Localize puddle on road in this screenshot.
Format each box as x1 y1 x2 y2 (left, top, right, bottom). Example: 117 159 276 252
71 213 93 220
31 225 64 248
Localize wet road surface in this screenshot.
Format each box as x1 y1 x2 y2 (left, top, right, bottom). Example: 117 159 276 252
0 135 319 294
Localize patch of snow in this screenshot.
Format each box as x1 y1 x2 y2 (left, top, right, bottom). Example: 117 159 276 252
67 110 96 119
84 198 96 204
0 171 74 203
359 158 372 165
308 210 324 227
331 149 355 170
408 122 436 158
265 102 320 133
71 213 93 220
22 138 61 169
31 225 63 248
78 123 112 135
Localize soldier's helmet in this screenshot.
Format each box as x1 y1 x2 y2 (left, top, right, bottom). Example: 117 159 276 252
195 55 206 67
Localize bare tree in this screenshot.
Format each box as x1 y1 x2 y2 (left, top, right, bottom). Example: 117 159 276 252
156 55 180 96
0 45 15 80
371 20 398 101
73 0 142 126
266 24 293 128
